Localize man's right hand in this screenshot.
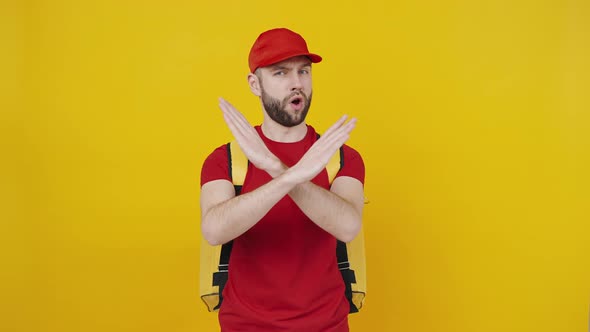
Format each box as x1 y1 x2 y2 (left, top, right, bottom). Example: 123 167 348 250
218 97 283 176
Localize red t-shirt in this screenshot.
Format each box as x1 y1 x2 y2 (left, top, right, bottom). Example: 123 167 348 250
201 125 365 332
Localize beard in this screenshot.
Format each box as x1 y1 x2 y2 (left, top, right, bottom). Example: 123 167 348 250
261 86 312 128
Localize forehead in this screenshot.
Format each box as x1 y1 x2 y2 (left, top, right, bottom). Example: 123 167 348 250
267 56 312 69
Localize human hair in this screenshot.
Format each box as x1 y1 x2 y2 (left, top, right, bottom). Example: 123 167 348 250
254 68 263 83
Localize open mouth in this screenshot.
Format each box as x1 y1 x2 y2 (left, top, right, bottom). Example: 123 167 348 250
289 96 303 107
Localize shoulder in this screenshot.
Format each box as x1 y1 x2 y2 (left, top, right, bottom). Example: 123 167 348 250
341 144 363 162
200 144 230 186
203 144 230 167
337 144 365 185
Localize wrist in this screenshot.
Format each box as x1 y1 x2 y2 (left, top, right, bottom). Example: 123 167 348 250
265 157 287 178
279 166 303 187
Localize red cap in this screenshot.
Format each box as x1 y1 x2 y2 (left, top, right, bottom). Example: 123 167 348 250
248 28 322 73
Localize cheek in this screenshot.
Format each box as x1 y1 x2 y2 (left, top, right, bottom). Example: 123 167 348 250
266 85 285 98
303 77 313 90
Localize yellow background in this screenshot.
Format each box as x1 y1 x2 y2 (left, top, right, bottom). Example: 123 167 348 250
2 0 589 331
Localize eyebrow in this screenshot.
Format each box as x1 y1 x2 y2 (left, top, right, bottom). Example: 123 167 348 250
269 63 312 71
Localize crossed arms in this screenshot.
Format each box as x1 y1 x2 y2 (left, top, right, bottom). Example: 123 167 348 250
200 98 364 246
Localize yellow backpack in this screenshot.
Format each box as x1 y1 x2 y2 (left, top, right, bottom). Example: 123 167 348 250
199 140 367 313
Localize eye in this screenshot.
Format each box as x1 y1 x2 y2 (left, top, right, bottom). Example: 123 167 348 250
299 69 310 74
273 70 285 76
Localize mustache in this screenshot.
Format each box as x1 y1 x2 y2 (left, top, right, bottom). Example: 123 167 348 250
284 90 308 102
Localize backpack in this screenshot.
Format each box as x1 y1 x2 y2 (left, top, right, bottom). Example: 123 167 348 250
199 140 367 313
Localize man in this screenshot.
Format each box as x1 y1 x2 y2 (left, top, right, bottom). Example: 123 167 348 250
200 28 365 331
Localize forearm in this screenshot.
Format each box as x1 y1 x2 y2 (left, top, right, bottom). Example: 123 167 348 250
201 172 297 245
289 182 361 242
269 162 362 242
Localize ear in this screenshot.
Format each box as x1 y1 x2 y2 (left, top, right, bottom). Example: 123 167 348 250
248 73 262 97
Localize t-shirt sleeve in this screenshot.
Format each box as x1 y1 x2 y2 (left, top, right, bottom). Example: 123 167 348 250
200 144 231 187
337 145 365 185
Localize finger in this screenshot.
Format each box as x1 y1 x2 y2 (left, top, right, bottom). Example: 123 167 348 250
219 98 242 120
312 119 356 157
219 98 256 136
218 99 240 130
222 111 246 140
219 99 250 135
321 115 348 139
218 99 268 158
219 98 251 127
330 118 356 141
219 98 240 115
219 98 240 120
321 118 356 147
219 105 253 146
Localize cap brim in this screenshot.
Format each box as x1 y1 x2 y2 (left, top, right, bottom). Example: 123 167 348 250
306 53 322 63
260 52 323 69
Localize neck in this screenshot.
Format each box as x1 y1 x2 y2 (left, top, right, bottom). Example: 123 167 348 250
260 120 308 143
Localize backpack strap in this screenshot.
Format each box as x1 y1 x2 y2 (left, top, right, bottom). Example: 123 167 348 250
211 240 232 310
228 141 248 193
337 240 359 313
318 134 343 184
212 142 248 310
326 146 343 183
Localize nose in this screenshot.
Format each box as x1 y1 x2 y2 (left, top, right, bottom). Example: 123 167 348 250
290 72 303 91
